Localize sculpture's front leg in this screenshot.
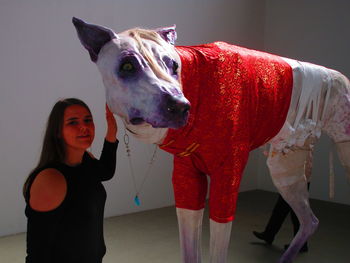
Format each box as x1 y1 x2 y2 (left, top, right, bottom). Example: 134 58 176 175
176 210 233 263
173 156 208 263
210 220 232 263
177 208 204 263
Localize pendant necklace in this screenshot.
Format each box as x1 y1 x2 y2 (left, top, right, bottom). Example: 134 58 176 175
123 129 158 206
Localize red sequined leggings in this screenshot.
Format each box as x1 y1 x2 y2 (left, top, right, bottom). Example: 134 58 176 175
172 149 249 223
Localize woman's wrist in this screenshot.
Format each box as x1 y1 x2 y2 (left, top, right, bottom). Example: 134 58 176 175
105 134 117 143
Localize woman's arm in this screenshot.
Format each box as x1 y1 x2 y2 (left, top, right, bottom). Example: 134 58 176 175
90 104 119 181
105 103 118 143
97 139 118 181
26 168 67 263
29 168 67 212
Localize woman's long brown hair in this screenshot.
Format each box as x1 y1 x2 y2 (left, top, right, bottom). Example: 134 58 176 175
23 98 91 198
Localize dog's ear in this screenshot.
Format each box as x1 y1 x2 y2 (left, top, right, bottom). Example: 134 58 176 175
72 17 117 62
156 25 177 45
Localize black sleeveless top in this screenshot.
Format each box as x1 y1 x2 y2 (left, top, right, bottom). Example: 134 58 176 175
25 140 118 263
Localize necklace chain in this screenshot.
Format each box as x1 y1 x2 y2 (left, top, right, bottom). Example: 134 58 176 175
123 129 158 206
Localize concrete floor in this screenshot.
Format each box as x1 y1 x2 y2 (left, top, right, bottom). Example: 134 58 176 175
1 190 349 263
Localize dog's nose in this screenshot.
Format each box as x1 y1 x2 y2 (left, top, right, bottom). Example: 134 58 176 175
164 94 191 117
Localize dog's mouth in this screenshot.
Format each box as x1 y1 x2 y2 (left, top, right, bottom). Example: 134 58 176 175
130 117 145 125
129 111 190 128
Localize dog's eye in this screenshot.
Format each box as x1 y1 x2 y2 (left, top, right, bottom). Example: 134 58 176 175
172 61 179 74
163 56 179 77
120 62 134 72
118 57 140 79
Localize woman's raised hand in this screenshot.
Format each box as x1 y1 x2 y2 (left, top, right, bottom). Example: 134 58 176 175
105 104 118 142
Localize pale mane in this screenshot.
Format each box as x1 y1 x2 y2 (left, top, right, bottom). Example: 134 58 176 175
125 28 177 83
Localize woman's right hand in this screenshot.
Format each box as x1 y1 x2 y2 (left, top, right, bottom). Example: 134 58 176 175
105 103 118 142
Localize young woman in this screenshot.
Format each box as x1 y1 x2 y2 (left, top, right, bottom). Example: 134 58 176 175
23 98 118 263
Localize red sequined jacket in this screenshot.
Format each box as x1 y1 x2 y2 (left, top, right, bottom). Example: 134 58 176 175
160 42 293 222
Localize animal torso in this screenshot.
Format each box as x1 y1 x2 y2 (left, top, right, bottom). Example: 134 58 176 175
160 42 293 174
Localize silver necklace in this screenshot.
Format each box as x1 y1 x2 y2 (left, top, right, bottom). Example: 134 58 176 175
123 129 158 206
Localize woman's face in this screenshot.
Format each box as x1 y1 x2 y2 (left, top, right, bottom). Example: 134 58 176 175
62 105 95 152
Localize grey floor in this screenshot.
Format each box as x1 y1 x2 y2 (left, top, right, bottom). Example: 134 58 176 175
1 190 349 263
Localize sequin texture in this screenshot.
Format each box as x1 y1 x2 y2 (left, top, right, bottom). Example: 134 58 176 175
160 42 293 223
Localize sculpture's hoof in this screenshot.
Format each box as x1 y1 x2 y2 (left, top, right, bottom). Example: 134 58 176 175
284 243 308 253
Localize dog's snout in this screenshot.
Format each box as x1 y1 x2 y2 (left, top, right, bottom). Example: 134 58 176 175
164 94 191 117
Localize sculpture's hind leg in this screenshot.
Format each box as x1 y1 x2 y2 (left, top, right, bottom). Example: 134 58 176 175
335 141 350 183
267 143 319 263
323 70 350 185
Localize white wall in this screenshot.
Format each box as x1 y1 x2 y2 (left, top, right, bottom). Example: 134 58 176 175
259 0 350 205
0 0 265 237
